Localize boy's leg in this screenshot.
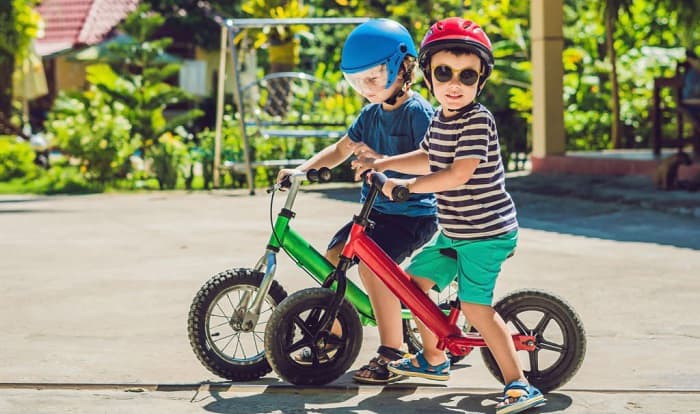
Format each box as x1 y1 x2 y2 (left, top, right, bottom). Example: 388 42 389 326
325 243 343 267
399 275 446 366
461 302 524 383
353 213 437 383
386 274 451 381
385 233 461 380
351 263 405 383
357 262 403 350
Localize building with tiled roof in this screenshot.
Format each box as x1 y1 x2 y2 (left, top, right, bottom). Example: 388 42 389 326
35 0 139 57
29 0 139 109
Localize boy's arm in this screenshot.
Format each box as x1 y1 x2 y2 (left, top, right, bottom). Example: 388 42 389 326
352 149 431 178
408 158 480 194
277 135 355 182
381 157 479 198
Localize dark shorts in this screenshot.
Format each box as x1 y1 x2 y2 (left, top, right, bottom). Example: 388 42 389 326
328 210 438 264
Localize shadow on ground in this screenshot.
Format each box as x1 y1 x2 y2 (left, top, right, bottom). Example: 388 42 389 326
197 384 572 414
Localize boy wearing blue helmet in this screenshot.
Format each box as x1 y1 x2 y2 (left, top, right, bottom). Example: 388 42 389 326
277 18 437 384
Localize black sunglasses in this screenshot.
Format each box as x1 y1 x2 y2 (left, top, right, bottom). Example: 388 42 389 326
432 65 480 86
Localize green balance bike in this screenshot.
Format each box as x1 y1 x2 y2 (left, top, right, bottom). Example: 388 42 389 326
187 168 461 381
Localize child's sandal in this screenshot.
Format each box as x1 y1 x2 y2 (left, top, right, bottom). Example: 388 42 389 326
387 351 450 381
495 380 546 414
352 345 406 384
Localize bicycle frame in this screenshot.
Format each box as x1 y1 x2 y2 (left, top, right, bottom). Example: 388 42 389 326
242 171 413 330
334 173 537 357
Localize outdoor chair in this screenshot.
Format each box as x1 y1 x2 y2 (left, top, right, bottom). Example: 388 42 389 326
651 56 700 158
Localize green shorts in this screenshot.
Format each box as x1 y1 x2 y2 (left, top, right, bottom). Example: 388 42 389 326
405 230 518 305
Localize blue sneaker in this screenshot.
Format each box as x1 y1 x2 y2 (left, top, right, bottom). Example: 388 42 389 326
495 380 546 414
387 351 450 381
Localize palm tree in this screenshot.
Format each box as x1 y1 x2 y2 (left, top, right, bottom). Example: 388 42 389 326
600 0 633 149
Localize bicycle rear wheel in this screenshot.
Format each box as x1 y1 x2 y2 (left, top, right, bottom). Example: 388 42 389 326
481 289 586 393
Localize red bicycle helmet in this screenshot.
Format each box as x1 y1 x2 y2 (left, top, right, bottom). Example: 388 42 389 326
418 17 494 92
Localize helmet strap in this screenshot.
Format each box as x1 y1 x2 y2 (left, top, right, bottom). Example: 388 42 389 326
446 101 477 114
383 66 410 106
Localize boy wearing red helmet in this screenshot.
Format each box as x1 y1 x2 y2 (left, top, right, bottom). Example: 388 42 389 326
352 17 545 413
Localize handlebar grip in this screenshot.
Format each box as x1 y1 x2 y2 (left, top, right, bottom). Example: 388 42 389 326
279 175 292 189
369 170 387 188
317 167 332 183
368 171 410 202
305 167 333 183
306 168 320 183
391 185 410 202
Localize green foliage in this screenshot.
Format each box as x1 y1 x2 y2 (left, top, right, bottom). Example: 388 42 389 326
140 1 244 50
562 0 692 150
242 0 311 45
150 132 190 189
45 89 138 185
47 4 204 190
195 110 249 189
0 136 37 180
0 0 40 58
0 0 40 116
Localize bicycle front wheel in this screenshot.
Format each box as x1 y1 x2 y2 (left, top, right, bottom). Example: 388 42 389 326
188 268 287 381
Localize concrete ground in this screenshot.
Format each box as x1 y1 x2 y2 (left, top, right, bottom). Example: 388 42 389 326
1 173 699 413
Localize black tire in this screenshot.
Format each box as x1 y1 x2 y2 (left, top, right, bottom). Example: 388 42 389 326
481 289 586 393
187 268 287 381
403 281 467 364
265 288 363 385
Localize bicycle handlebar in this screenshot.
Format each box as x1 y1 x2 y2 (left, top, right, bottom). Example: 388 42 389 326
268 167 333 193
367 171 410 202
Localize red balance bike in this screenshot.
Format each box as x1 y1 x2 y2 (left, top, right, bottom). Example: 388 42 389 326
264 172 586 391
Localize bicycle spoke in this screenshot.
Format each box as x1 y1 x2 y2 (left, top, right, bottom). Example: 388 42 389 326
538 338 565 353
235 334 246 359
252 331 264 354
226 291 237 311
528 349 540 373
533 313 553 335
212 332 238 343
286 336 312 354
215 302 230 320
307 307 325 329
210 319 231 330
219 332 237 354
509 314 530 335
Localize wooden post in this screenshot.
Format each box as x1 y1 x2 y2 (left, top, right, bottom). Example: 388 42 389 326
213 25 228 188
530 0 565 158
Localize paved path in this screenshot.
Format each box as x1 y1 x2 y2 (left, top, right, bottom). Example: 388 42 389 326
1 178 699 413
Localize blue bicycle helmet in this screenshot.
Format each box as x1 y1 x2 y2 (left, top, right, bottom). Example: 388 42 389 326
341 19 417 89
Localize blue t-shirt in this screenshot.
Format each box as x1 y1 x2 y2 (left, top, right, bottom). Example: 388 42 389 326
347 93 437 217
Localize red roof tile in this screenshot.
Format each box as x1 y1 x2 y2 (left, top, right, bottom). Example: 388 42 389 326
35 0 139 56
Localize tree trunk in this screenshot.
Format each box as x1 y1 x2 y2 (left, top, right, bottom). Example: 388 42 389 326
605 10 622 149
0 1 15 120
0 51 15 120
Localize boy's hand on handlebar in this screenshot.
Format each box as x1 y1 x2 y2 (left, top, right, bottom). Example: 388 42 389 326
349 141 381 159
276 168 299 190
349 142 383 181
382 178 411 200
351 156 378 181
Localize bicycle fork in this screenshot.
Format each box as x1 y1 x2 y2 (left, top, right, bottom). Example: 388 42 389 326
233 250 278 332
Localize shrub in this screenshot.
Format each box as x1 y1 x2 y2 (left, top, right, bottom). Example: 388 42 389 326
0 136 38 181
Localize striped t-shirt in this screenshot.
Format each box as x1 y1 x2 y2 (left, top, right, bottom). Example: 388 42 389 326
419 102 518 239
